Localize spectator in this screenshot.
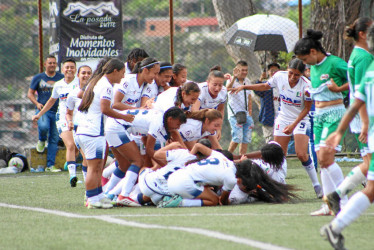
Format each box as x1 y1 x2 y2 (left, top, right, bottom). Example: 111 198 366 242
254 63 280 142
27 55 64 171
226 61 253 155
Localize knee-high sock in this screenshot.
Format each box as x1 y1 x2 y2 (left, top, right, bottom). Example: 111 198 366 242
104 167 125 193
336 166 366 197
302 157 320 186
327 162 348 206
120 165 140 197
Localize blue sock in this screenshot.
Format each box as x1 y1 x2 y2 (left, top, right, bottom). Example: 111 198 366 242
86 188 98 198
137 193 145 205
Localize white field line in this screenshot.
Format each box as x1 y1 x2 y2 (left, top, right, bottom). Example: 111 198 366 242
0 202 291 250
110 212 305 217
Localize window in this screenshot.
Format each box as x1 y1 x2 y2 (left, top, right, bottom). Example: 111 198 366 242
150 25 155 31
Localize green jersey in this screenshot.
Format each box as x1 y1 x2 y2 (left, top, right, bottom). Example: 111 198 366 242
348 46 374 104
309 54 348 101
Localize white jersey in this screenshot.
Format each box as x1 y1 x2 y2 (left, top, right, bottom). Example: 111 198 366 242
116 74 145 108
66 87 83 126
183 151 237 191
51 77 79 123
252 158 287 184
267 71 311 122
141 81 169 99
106 109 169 144
198 82 227 109
153 87 190 112
76 76 113 136
179 118 214 142
227 78 252 117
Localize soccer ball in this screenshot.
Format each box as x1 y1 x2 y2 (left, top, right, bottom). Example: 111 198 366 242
8 157 24 172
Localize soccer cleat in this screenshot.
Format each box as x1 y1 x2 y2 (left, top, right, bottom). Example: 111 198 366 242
310 204 332 216
158 195 183 208
36 140 45 153
314 185 323 199
30 167 45 173
70 176 78 187
49 166 62 172
320 224 346 250
323 191 341 216
117 195 141 207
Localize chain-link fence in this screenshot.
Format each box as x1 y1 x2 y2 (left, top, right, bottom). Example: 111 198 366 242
0 0 362 156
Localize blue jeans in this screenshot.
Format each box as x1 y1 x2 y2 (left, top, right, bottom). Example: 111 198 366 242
37 110 59 167
228 114 253 144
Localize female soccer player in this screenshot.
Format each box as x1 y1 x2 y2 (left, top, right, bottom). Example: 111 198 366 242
320 23 374 248
232 58 322 198
294 29 349 215
32 59 80 186
75 58 130 209
192 69 227 139
324 18 374 213
169 63 187 87
180 109 223 150
152 81 200 113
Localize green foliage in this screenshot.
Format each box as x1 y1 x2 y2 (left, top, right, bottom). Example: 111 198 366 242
125 0 173 18
287 3 311 30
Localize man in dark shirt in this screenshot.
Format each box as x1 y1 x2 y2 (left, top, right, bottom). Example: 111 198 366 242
27 55 64 172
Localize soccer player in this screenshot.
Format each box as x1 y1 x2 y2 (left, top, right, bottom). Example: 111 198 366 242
320 23 374 248
294 29 349 216
324 17 374 215
231 58 322 198
75 58 129 209
32 59 80 186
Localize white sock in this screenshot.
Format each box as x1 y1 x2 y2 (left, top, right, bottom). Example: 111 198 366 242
336 166 366 197
302 159 320 186
321 168 335 195
67 161 76 177
88 195 99 203
81 166 87 182
109 178 125 196
180 199 203 207
102 161 118 179
120 165 140 197
104 168 125 193
327 162 348 206
332 192 371 234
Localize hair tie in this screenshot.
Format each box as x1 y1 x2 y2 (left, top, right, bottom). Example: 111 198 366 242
160 65 172 69
141 61 160 69
257 184 262 189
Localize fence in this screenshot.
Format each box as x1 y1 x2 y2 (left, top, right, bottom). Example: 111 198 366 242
0 0 361 157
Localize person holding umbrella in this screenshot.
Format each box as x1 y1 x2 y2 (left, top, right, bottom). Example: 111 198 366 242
294 29 349 216
231 58 322 199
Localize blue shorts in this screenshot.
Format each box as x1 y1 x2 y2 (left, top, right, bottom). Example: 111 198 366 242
228 114 253 144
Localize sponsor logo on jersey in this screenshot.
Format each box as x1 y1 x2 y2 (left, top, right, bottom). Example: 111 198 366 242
320 74 329 81
124 98 139 105
280 94 301 106
59 93 69 100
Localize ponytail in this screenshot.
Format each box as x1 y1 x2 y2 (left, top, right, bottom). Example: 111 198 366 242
345 17 372 41
78 58 124 112
185 109 222 122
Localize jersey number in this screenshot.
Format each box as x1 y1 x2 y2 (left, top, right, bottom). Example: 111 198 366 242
197 158 220 166
163 167 181 180
127 110 149 115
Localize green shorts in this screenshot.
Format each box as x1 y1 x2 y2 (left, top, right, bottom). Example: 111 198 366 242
313 104 346 152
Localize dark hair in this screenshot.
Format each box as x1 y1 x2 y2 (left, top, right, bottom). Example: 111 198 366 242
288 58 305 73
126 48 149 68
293 29 327 56
78 58 125 112
368 23 374 52
174 81 200 107
207 70 225 80
260 142 285 171
345 17 372 41
267 63 280 70
215 149 234 161
91 57 111 78
159 61 173 74
77 65 92 74
197 138 212 148
46 54 56 60
132 57 159 74
163 107 187 140
236 159 298 203
62 58 76 66
210 65 222 71
236 60 248 67
170 63 187 87
185 109 222 123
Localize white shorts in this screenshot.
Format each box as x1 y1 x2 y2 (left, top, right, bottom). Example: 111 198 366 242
274 117 309 136
138 168 165 205
105 131 133 148
75 135 106 160
167 169 203 199
349 114 362 134
57 120 69 135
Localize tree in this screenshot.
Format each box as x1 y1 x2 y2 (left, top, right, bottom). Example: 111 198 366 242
310 0 362 61
212 0 262 80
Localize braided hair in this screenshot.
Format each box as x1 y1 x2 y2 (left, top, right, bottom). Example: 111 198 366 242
162 107 187 141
